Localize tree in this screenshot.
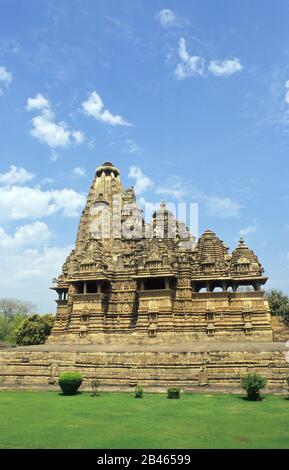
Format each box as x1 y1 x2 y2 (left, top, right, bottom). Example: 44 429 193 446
0 298 36 344
0 313 29 343
0 299 36 318
15 314 55 346
265 290 289 320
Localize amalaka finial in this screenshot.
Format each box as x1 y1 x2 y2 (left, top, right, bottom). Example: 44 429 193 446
239 237 245 247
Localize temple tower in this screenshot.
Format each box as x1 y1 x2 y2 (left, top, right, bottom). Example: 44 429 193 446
48 161 273 344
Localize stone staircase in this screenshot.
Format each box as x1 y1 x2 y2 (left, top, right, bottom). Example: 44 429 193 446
272 316 289 342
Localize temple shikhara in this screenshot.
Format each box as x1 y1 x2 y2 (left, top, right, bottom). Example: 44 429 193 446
49 161 273 344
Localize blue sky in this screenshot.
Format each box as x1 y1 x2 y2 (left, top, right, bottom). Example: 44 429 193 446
0 0 289 312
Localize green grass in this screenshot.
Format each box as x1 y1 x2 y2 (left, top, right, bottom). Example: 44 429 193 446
1 391 289 449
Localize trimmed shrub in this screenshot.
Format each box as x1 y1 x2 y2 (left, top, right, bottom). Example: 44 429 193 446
134 385 143 398
241 373 267 401
167 387 180 399
59 371 83 395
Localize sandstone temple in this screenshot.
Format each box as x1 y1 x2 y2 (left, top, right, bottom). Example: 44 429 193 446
49 161 272 344
1 161 288 392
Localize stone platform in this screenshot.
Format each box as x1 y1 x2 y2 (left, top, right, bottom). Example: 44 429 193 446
0 341 289 393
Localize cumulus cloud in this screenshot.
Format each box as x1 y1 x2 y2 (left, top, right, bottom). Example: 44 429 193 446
175 38 205 79
0 65 12 95
26 93 85 149
71 167 86 178
174 38 243 80
0 239 73 310
128 166 153 194
239 225 257 236
82 91 132 127
208 58 243 77
0 222 52 250
0 185 86 220
156 9 176 27
0 165 34 185
0 244 71 282
26 93 50 112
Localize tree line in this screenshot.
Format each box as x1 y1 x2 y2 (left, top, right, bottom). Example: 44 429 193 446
0 298 54 346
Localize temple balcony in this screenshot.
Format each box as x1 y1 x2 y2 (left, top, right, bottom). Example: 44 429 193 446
191 291 265 300
73 293 105 302
137 288 174 298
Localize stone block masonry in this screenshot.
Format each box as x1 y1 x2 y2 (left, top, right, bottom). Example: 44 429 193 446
0 342 288 392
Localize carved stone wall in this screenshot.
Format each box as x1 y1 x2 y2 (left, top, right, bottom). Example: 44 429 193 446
48 162 273 344
1 344 288 391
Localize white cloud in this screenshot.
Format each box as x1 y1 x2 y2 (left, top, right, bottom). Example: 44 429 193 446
82 91 132 127
72 167 86 178
27 93 85 149
128 166 153 194
0 165 34 185
26 93 50 112
203 195 241 218
154 175 240 218
208 58 243 77
155 177 189 199
0 65 12 95
239 225 257 236
175 38 205 80
0 185 86 220
30 114 71 148
174 38 243 80
156 9 176 27
0 245 71 282
0 222 52 250
41 177 55 185
123 138 143 155
72 130 85 145
0 240 73 311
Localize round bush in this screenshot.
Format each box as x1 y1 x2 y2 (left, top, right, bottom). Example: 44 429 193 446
167 387 180 399
59 371 83 395
241 373 267 401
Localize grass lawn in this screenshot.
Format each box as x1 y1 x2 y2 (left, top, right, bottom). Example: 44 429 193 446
0 391 289 449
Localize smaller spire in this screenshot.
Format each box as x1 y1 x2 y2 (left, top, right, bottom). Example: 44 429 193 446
239 237 246 247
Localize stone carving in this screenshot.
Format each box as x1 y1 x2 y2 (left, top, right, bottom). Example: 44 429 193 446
48 161 273 344
48 362 59 385
198 367 209 386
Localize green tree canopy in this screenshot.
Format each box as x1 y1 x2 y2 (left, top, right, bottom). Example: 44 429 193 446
15 314 55 346
0 298 36 344
266 289 289 319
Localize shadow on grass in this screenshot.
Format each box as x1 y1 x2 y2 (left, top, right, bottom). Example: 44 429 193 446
239 395 265 402
58 391 83 397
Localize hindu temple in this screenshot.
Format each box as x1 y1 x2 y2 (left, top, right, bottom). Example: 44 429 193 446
48 161 272 344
